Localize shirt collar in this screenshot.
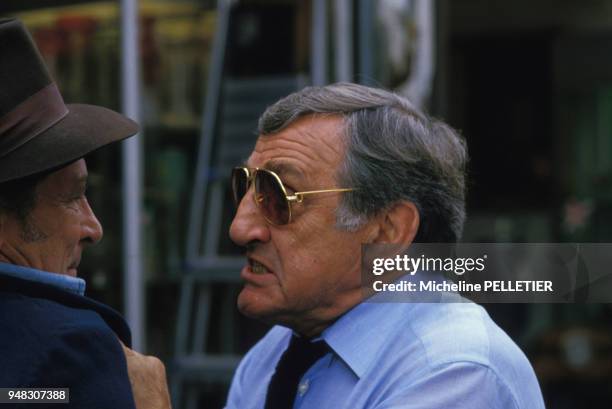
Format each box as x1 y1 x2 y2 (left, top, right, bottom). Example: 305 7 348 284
0 262 86 296
321 301 417 378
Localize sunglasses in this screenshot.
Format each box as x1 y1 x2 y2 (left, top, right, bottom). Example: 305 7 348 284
231 166 354 225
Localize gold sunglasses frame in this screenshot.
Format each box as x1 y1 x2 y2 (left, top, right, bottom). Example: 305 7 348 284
232 166 355 225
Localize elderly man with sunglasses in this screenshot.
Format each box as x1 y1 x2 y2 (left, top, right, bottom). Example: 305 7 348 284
225 83 545 409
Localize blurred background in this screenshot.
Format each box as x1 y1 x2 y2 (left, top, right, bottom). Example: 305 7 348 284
3 0 612 407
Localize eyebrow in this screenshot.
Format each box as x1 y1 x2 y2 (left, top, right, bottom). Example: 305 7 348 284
262 161 304 180
55 174 88 201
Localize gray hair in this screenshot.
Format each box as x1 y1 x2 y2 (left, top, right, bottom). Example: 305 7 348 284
258 83 467 243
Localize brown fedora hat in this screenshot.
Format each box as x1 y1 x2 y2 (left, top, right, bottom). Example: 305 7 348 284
0 18 138 183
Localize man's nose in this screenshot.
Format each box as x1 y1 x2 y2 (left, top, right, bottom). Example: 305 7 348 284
229 189 270 247
81 198 103 245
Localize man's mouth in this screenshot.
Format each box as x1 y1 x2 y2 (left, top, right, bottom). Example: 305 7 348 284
67 259 81 276
249 258 271 275
241 257 277 286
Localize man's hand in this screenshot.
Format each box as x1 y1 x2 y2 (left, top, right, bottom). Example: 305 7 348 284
121 343 172 409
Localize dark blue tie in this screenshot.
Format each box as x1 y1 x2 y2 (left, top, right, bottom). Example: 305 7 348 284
264 336 330 409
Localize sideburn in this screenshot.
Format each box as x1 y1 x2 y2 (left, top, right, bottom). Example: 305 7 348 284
20 217 49 243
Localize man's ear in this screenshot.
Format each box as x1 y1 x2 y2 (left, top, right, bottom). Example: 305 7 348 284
372 201 420 246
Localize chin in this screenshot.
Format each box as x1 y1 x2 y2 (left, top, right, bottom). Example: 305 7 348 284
66 268 78 277
237 287 278 321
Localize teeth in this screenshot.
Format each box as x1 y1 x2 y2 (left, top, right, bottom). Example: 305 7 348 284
251 261 268 274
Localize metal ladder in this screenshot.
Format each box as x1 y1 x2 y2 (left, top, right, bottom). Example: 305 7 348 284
170 1 303 407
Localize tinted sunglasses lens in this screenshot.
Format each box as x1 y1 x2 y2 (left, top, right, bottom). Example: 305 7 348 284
255 171 290 224
231 168 249 207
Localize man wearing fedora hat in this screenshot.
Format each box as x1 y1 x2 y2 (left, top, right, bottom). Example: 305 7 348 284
0 19 170 409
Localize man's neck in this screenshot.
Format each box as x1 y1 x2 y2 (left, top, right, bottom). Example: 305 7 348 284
287 290 363 338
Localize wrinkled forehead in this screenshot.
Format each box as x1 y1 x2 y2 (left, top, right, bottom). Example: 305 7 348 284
246 115 347 183
248 115 346 165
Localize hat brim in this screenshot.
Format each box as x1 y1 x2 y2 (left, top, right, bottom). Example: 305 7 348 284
0 103 138 183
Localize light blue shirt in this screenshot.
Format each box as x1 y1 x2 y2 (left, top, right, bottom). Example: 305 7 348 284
226 300 545 409
0 261 86 296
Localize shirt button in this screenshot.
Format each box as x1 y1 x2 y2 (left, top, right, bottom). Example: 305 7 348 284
298 379 310 396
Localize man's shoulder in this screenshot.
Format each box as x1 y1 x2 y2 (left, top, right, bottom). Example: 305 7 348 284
0 272 132 344
384 302 544 408
329 301 522 373
0 291 122 367
0 290 110 335
0 291 135 407
0 286 127 378
404 302 530 371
